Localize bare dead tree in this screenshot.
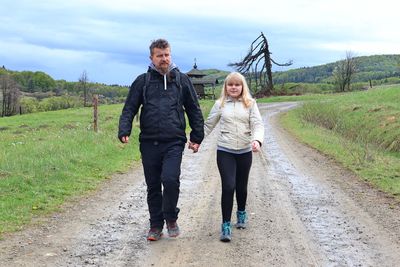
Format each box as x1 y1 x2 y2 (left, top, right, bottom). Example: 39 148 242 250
228 32 292 96
79 70 89 107
0 74 20 117
333 51 357 92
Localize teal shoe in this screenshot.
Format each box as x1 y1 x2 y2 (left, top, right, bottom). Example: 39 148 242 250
220 222 232 242
236 210 247 229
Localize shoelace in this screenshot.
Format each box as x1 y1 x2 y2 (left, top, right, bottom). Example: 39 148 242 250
222 223 231 234
238 212 246 223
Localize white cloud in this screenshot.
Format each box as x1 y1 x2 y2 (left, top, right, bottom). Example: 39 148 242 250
0 0 399 84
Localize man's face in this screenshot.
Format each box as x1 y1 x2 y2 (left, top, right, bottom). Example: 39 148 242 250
150 47 171 74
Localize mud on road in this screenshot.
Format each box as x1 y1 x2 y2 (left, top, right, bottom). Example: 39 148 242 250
1 102 399 267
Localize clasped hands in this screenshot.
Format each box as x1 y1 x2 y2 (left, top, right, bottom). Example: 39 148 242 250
188 141 200 153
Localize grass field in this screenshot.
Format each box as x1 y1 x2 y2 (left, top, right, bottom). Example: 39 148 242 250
0 104 140 234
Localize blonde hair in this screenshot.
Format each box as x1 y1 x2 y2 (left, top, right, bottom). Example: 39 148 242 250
219 72 253 108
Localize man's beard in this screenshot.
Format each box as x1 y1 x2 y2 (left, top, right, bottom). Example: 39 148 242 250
158 63 169 74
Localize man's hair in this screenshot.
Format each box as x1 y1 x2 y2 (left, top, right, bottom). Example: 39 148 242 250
149 39 170 55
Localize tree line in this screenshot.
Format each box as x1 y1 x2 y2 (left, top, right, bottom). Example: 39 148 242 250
272 54 400 84
0 67 128 117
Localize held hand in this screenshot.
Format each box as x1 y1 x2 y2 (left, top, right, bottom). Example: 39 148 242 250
188 141 200 153
251 140 261 152
121 136 129 143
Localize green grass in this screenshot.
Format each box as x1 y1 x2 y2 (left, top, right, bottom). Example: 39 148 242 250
280 86 400 197
0 104 140 234
295 87 400 152
198 99 215 117
0 101 213 236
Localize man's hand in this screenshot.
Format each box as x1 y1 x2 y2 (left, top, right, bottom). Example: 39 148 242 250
121 136 129 143
188 141 200 153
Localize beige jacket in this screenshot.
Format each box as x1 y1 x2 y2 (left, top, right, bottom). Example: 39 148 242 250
204 97 264 150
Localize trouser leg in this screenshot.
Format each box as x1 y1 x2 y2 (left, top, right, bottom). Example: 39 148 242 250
140 142 163 228
161 142 184 222
235 152 252 211
217 150 236 222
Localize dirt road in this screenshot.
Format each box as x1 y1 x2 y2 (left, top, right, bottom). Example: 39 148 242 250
1 102 399 267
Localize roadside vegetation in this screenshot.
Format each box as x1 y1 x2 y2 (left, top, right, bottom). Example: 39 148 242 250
278 85 400 197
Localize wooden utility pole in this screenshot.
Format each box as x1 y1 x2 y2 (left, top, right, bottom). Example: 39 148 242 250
93 94 98 132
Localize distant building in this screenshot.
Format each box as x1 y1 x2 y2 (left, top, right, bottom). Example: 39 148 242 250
186 60 218 99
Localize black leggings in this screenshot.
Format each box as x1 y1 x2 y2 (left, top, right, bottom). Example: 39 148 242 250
217 150 252 223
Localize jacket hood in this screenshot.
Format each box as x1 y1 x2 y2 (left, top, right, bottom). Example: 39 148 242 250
149 63 178 90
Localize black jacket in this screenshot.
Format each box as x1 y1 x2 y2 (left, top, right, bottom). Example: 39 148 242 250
118 67 204 144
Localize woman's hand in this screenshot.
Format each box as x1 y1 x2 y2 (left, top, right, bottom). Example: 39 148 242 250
251 140 261 152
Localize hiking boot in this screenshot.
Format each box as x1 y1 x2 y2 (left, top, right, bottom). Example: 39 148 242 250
236 210 247 229
166 221 180 237
220 222 232 242
147 227 163 241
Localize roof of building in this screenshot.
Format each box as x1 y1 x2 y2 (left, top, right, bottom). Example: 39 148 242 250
186 62 206 77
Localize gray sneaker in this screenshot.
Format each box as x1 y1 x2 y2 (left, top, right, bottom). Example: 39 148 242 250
166 221 180 237
236 210 247 229
147 227 163 241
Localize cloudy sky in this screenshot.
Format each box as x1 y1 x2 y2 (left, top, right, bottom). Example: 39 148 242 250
1 0 398 85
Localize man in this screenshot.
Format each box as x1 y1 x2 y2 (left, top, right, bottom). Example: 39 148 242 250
118 39 204 241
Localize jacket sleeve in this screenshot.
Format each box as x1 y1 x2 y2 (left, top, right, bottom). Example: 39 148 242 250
117 74 145 142
250 100 264 145
181 73 204 144
204 100 221 137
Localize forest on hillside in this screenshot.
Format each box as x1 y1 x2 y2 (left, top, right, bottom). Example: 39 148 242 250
273 54 400 84
0 67 129 116
1 54 400 117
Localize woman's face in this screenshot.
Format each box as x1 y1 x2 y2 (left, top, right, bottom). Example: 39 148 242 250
226 79 243 99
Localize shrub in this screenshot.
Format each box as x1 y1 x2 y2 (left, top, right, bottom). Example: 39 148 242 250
20 97 39 114
37 96 82 112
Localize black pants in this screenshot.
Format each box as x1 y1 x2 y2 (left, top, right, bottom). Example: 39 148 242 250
217 150 252 223
140 141 184 228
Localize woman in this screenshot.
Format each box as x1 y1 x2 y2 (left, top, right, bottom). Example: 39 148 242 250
203 72 264 242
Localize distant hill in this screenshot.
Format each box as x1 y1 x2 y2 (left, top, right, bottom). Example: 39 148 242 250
272 54 400 84
201 69 230 83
